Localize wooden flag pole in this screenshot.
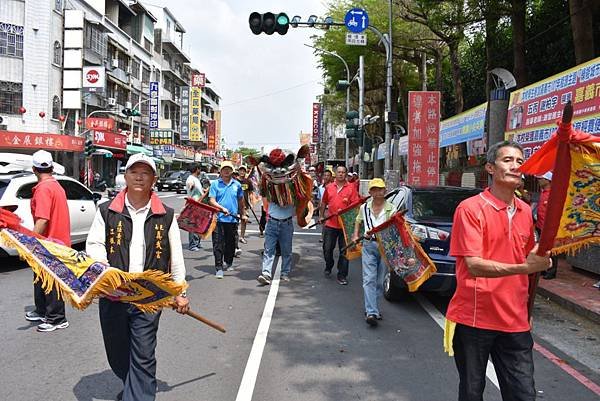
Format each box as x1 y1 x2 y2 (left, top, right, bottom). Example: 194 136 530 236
171 303 226 333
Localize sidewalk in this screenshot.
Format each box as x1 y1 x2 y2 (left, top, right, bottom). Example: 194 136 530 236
537 258 600 324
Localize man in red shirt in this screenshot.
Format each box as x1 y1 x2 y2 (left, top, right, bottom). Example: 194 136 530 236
535 171 557 279
446 141 552 401
318 165 360 285
25 150 71 332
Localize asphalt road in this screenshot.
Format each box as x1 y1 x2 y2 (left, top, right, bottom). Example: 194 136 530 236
0 191 599 401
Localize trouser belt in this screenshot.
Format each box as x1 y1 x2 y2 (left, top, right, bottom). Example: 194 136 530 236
269 215 292 222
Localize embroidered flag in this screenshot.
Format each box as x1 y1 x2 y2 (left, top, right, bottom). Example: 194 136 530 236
369 212 436 292
0 227 186 313
336 197 368 260
177 197 218 239
248 166 262 207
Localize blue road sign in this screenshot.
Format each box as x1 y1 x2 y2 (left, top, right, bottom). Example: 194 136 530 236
344 8 369 33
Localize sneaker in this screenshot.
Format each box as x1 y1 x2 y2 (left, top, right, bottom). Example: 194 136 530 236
280 275 290 282
239 237 247 244
257 274 271 285
323 268 332 277
337 277 348 285
25 310 45 322
376 314 383 320
37 321 69 332
226 264 235 272
259 233 265 238
215 270 224 279
235 248 242 257
188 247 201 252
365 314 378 327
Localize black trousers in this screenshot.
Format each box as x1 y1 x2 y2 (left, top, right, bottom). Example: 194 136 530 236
322 226 349 279
453 324 536 401
99 298 162 401
259 207 267 233
212 222 238 270
33 279 66 324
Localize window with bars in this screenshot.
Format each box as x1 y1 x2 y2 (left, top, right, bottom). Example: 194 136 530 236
85 23 107 58
53 41 62 65
0 81 23 114
131 92 140 110
0 23 24 58
142 65 150 85
140 96 149 117
116 86 128 106
131 58 140 79
117 51 128 71
52 96 61 119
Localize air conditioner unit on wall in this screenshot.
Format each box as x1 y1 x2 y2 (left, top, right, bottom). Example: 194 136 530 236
107 97 116 106
112 59 119 68
125 101 132 109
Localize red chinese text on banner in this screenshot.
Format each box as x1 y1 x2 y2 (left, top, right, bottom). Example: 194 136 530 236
92 130 127 151
0 131 84 152
86 117 115 132
207 120 217 151
407 91 441 186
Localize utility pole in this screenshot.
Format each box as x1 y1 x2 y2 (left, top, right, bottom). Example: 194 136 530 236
358 55 365 178
384 0 393 173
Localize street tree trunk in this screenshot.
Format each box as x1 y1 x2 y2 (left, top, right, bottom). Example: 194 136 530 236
569 0 595 64
511 0 527 88
448 40 464 114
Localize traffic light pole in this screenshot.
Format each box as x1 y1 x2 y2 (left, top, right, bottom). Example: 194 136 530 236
358 55 365 179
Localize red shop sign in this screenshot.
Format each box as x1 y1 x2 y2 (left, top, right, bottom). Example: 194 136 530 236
92 130 127 151
0 131 84 152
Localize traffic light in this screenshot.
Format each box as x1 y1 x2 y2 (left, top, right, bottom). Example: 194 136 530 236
249 12 289 35
85 139 95 157
336 80 350 91
345 111 363 146
122 108 140 117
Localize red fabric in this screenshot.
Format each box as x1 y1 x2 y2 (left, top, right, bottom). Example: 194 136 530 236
535 187 550 231
0 209 44 239
268 149 286 166
30 177 71 246
321 182 360 229
446 189 535 332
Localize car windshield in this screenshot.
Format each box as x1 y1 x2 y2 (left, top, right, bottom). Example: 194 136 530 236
164 172 181 179
0 180 8 199
206 173 219 180
411 190 478 222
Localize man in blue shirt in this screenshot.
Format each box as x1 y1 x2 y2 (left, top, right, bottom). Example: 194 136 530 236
209 161 245 278
257 201 295 285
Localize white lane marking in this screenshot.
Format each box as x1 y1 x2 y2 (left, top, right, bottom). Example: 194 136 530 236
158 194 178 198
235 259 282 401
177 195 186 199
244 229 321 237
414 293 500 390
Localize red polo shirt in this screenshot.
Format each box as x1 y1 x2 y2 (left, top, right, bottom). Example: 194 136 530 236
446 188 534 332
31 177 71 246
321 181 360 229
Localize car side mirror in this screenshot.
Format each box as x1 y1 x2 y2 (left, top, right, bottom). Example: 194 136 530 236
92 192 103 204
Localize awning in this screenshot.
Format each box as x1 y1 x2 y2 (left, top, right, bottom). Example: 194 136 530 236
127 144 152 156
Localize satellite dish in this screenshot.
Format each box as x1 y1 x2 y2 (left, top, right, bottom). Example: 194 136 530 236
490 68 517 90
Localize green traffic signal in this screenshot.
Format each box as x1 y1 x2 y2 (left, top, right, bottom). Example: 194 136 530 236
248 12 290 35
84 139 95 157
275 13 289 35
131 109 141 117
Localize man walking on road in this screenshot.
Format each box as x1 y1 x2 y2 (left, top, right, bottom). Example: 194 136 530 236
445 141 552 401
25 150 70 332
86 153 189 401
209 160 245 278
186 164 203 251
257 199 295 285
352 178 395 327
319 165 360 285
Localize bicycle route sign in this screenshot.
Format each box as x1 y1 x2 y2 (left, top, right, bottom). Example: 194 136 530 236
344 8 369 33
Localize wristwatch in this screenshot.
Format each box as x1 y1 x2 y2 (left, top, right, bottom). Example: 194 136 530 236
179 291 187 298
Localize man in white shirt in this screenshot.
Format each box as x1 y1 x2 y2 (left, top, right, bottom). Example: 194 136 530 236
86 153 189 401
185 164 203 251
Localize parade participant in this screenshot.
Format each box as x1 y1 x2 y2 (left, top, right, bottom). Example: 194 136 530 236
85 153 189 401
319 165 360 285
352 178 395 326
209 160 245 278
317 170 333 243
25 150 71 332
237 165 254 244
445 141 552 401
535 171 557 279
185 164 203 251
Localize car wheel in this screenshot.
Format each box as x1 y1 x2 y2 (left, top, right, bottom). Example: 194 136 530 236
383 271 408 302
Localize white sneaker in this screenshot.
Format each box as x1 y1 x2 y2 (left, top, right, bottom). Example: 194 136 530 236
226 264 235 271
25 310 45 322
239 237 247 244
235 248 242 257
37 321 69 332
215 270 224 279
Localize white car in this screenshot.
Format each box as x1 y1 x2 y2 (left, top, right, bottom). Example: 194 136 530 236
0 171 103 256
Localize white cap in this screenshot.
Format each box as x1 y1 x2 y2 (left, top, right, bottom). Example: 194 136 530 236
537 171 553 181
125 153 157 174
32 150 53 169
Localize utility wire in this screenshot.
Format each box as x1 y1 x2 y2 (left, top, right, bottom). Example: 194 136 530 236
221 80 319 107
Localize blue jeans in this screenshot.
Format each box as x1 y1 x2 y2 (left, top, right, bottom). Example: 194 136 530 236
188 232 200 250
262 218 293 277
362 240 387 316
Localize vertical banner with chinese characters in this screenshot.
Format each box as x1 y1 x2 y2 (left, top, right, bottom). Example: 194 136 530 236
192 73 206 88
207 120 216 151
189 87 202 142
407 91 441 186
149 82 159 130
312 103 321 143
180 86 190 141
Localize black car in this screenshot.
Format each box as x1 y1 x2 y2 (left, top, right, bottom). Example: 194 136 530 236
156 170 190 193
383 186 482 301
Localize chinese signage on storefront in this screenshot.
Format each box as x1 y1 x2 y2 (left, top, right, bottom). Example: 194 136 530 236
407 91 440 186
189 87 202 142
207 120 216 150
506 57 600 158
149 82 159 129
149 130 173 145
180 86 190 141
0 131 84 152
86 117 115 132
312 103 322 143
92 130 126 151
162 145 175 156
192 73 206 88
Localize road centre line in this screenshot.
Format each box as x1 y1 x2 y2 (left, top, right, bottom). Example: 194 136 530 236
235 259 282 401
414 294 500 389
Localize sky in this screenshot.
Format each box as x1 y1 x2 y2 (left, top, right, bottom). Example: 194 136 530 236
158 0 328 151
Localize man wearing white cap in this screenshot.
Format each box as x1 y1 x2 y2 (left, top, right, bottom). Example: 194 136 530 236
535 171 557 279
86 153 189 401
25 150 71 332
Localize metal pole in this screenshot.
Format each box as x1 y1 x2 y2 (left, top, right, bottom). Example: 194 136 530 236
385 0 394 172
358 55 365 179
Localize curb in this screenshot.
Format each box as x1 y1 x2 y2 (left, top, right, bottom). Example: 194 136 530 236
537 287 600 325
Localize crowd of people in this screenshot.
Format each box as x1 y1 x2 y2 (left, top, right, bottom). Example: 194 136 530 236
22 141 559 401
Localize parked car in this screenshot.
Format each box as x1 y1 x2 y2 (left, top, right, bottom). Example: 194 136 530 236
156 170 189 193
0 171 103 257
383 185 482 301
205 173 219 184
